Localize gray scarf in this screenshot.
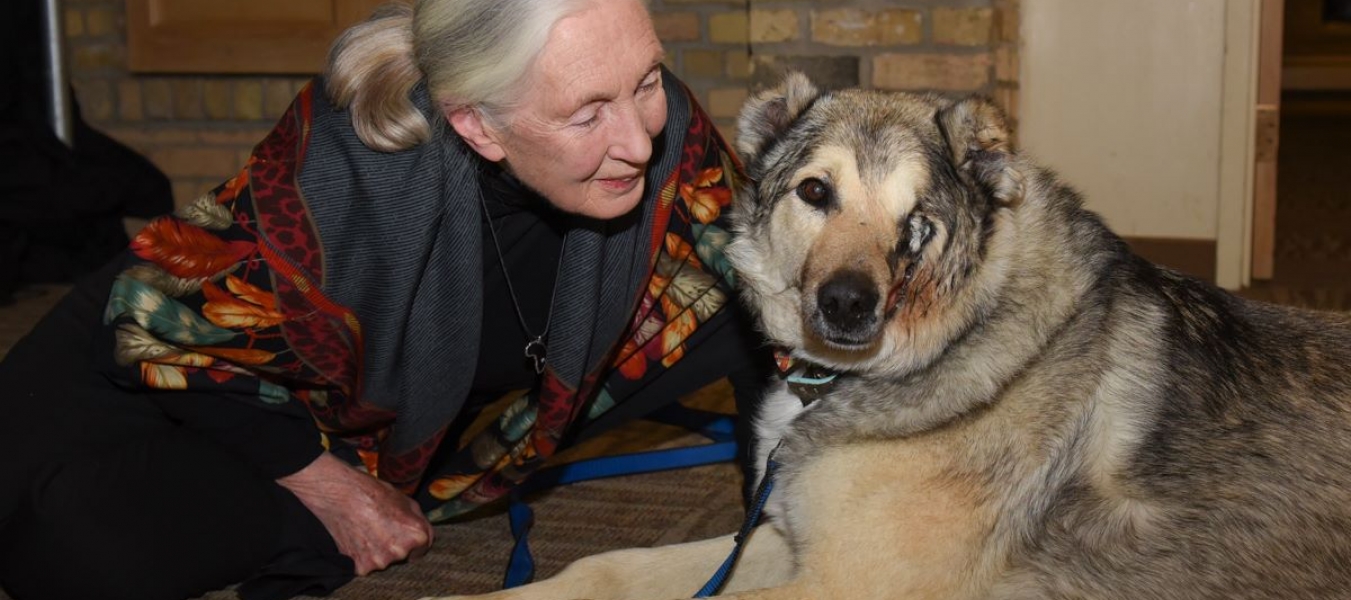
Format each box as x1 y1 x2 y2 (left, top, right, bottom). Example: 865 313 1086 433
294 72 691 457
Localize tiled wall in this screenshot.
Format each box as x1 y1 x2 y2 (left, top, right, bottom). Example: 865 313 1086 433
63 0 1019 209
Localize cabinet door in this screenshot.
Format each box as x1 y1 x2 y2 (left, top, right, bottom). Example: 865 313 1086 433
127 0 390 74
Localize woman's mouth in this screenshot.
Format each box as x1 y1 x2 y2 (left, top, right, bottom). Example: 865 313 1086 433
597 174 642 194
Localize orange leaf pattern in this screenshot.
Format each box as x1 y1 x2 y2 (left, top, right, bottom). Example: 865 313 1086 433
130 218 256 280
225 275 276 310
605 143 740 387
429 474 482 501
694 166 723 187
659 310 698 368
201 280 287 329
140 363 189 390
678 167 733 225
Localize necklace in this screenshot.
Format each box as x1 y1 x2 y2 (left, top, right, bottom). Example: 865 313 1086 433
477 186 566 375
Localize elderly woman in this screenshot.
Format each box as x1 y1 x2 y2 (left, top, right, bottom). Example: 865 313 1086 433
0 0 770 599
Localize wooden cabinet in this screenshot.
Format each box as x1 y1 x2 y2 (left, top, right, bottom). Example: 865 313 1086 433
126 0 390 74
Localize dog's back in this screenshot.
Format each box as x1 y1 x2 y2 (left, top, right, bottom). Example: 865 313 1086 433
1006 243 1351 598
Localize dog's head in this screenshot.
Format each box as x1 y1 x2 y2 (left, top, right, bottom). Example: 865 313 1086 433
727 73 1025 376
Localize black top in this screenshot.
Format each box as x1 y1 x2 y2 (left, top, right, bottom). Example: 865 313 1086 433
472 164 569 393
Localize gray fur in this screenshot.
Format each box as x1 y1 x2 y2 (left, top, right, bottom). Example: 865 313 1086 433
730 74 1351 599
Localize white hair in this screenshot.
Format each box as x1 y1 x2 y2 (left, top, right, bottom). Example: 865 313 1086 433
324 0 599 152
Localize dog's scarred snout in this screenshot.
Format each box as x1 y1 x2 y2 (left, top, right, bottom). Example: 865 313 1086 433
816 272 880 342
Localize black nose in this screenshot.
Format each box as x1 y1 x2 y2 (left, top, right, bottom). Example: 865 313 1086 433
816 272 879 336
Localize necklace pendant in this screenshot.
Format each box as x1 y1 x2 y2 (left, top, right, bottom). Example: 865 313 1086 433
524 337 547 375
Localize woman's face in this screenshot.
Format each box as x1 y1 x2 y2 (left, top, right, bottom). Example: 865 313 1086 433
464 0 668 220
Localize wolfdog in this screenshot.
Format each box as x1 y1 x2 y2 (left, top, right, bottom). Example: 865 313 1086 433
430 74 1351 600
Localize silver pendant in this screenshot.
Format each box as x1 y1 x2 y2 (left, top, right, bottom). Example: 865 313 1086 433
524 337 547 375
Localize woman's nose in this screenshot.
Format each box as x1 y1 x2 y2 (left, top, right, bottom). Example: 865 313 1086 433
607 102 653 165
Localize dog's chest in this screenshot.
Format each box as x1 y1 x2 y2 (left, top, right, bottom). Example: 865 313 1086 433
751 384 811 520
751 384 1004 592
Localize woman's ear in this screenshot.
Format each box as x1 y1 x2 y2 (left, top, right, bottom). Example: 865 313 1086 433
447 106 506 162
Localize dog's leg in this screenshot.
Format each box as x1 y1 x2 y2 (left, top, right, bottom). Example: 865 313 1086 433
423 524 794 600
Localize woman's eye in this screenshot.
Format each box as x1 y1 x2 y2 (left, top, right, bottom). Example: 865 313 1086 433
573 111 600 128
795 178 831 208
639 68 662 92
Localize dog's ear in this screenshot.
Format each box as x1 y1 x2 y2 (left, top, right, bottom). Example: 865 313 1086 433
938 96 1023 206
736 71 823 162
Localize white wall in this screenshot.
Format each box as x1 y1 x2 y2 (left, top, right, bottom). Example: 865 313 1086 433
1019 0 1229 240
1019 0 1261 289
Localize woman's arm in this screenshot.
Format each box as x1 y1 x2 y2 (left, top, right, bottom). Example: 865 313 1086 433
277 451 434 575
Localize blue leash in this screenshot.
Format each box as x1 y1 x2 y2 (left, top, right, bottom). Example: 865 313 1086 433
693 444 779 597
503 405 739 590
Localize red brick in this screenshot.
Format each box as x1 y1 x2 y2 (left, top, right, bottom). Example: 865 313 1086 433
750 10 799 43
118 80 143 121
143 79 173 120
172 79 204 120
234 80 264 121
933 8 994 46
204 80 233 120
64 8 84 38
812 9 923 47
873 53 992 92
654 12 701 42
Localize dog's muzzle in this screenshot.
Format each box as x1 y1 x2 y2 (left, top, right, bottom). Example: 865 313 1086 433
812 271 881 346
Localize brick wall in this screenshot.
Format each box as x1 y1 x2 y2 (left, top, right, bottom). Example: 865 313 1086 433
63 0 1019 210
658 0 1021 140
65 0 307 209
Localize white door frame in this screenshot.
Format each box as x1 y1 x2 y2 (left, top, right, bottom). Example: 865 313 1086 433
1216 0 1260 290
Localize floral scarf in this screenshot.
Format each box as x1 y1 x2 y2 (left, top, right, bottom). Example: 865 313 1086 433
101 72 742 519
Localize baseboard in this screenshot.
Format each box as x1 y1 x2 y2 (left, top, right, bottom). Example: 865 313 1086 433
1122 237 1217 284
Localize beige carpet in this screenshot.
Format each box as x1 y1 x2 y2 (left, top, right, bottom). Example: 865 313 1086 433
203 446 744 600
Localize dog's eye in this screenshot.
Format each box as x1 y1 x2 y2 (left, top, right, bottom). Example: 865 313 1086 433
906 215 933 255
795 178 832 208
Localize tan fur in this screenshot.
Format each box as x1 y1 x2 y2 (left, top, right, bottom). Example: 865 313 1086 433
785 441 994 600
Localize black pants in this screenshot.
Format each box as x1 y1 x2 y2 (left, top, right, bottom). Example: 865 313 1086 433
0 431 349 600
0 273 350 600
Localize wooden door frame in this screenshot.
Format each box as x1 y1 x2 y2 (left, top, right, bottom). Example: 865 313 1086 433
1217 0 1260 290
1252 0 1284 281
1216 0 1281 289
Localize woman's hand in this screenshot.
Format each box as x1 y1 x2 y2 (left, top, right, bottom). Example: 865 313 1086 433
277 451 434 575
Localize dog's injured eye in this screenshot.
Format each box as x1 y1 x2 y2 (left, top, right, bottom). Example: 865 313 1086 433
903 215 934 256
795 178 832 209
